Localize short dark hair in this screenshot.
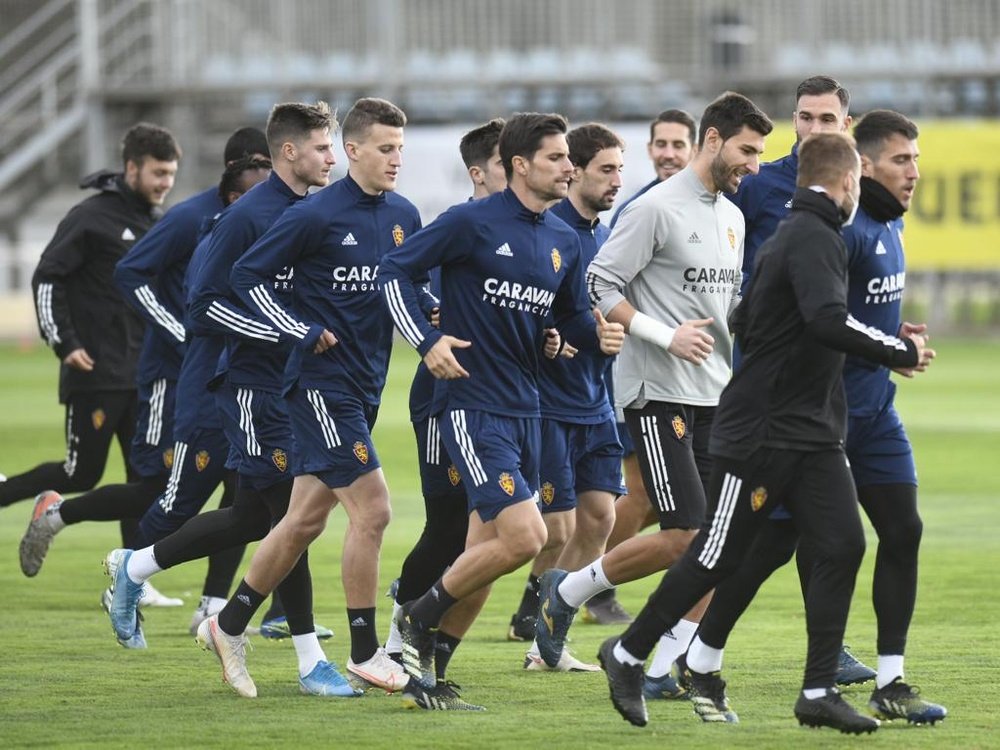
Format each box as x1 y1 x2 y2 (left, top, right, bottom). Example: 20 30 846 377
224 127 269 164
498 113 568 180
853 109 919 160
796 132 859 188
796 75 850 112
698 92 773 146
459 118 506 169
567 123 625 169
265 101 335 158
649 109 697 146
218 155 272 206
341 97 407 143
121 122 181 166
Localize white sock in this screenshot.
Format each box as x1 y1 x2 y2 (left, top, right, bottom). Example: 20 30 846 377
876 654 904 689
384 601 403 653
558 558 612 608
46 505 67 533
802 687 828 700
205 596 227 616
613 640 644 667
646 619 699 678
685 635 724 675
124 546 162 584
293 632 327 677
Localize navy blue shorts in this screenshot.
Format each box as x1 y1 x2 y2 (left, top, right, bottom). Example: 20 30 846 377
130 378 176 478
287 388 380 489
538 418 625 513
616 419 635 456
439 408 540 523
138 427 230 544
846 404 916 487
215 383 295 490
624 401 713 530
415 415 466 500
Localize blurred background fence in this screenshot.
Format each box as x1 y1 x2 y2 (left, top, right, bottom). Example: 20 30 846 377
1 0 998 337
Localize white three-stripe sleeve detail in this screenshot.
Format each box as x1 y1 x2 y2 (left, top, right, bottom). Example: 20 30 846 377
36 283 61 345
134 285 186 342
450 409 487 486
384 279 425 349
248 284 309 338
206 301 280 342
845 314 908 351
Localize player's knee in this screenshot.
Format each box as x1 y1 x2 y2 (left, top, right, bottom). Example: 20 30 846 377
286 512 328 545
362 501 392 536
62 465 103 492
541 514 572 551
657 527 698 564
880 513 923 559
579 502 615 542
508 521 547 562
829 532 866 569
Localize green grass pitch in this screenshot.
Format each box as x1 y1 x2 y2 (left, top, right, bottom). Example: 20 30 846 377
0 339 997 748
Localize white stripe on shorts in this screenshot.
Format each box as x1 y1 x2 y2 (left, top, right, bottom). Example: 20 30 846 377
640 415 675 512
306 389 341 450
698 472 743 570
63 402 77 477
236 388 261 457
145 378 167 445
159 441 187 514
426 416 440 465
449 409 487 486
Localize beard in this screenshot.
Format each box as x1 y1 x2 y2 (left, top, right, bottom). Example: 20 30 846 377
709 152 738 194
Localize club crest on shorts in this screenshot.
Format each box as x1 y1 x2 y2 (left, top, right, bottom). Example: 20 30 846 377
272 448 288 472
162 447 174 469
540 481 555 505
671 414 686 440
392 224 405 247
353 441 370 465
91 409 106 430
447 464 462 486
551 248 562 273
499 472 515 497
195 450 210 472
727 226 736 250
751 486 768 512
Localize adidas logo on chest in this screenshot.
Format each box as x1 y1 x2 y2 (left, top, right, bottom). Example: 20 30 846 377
341 232 358 246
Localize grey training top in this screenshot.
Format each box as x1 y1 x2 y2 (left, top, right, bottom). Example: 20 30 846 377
587 166 744 408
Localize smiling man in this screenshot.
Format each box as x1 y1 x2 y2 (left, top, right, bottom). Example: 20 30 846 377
4 124 179 518
532 93 773 678
202 97 422 698
381 112 625 709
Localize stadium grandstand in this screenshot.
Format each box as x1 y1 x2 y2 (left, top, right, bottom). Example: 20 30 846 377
1 0 998 334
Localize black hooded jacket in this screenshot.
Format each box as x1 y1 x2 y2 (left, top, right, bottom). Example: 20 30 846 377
711 188 918 461
31 171 161 403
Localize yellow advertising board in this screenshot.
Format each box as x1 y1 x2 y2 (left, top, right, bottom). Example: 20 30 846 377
763 121 1000 270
